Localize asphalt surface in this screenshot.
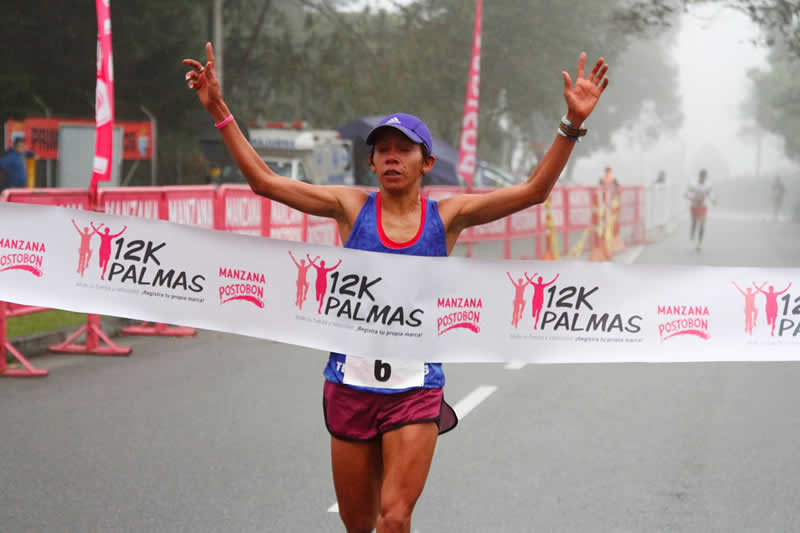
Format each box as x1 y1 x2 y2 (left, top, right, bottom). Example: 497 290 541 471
2 210 799 533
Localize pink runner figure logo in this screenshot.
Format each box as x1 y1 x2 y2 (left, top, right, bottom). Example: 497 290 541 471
732 281 765 336
72 219 96 277
524 272 559 329
289 251 317 310
755 281 792 336
507 272 535 329
91 222 126 280
308 254 342 314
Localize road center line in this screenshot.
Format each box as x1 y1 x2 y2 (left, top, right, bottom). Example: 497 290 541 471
328 385 498 513
504 361 527 370
452 385 498 418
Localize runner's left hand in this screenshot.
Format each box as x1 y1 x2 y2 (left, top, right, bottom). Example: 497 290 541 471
562 53 609 125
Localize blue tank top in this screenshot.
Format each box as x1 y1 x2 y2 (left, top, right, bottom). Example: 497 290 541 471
323 192 447 394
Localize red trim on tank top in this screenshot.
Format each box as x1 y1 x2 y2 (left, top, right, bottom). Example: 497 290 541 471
376 192 426 249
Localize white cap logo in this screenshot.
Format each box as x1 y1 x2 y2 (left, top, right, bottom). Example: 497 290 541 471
386 117 401 125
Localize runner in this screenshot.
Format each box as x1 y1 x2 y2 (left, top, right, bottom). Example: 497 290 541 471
288 251 316 310
755 282 792 337
524 273 560 329
308 255 342 314
685 169 713 252
72 219 95 277
185 42 608 532
507 272 534 328
732 281 765 336
90 222 126 280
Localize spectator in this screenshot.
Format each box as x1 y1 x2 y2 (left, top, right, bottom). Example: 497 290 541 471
655 170 666 184
599 165 615 186
0 138 28 191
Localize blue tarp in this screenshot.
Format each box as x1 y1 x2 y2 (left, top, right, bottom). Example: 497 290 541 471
337 115 463 187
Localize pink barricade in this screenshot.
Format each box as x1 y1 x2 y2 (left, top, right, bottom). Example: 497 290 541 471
97 187 209 337
0 188 91 210
0 302 48 376
100 186 164 220
217 185 270 236
268 201 306 242
162 186 219 229
0 188 130 373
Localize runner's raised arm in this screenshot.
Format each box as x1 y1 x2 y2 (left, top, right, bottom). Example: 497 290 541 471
183 43 366 226
438 52 609 247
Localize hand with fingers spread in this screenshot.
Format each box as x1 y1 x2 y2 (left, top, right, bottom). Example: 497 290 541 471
183 42 228 122
562 52 609 126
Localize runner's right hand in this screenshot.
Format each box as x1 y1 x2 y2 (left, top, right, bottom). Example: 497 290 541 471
183 42 222 113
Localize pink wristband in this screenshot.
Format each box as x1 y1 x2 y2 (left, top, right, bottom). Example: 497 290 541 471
215 114 234 129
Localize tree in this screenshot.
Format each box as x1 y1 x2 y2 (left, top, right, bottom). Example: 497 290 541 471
226 0 684 174
0 0 209 184
618 0 800 56
746 38 800 162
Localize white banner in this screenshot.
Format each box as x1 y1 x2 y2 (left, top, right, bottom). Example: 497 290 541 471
1 202 799 363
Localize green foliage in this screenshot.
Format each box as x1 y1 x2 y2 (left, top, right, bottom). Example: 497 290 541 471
1 0 685 180
747 39 800 161
622 0 800 163
225 0 683 169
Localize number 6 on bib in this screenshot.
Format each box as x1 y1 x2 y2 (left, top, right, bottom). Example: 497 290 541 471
343 355 425 389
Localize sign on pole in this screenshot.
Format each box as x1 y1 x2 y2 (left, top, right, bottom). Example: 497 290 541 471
456 0 483 191
91 0 114 198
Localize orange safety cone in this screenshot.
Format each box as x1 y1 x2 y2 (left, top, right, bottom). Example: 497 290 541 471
542 237 555 260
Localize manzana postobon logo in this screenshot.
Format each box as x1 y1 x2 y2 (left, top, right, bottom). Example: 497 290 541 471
507 271 642 334
0 236 46 277
732 280 797 337
218 268 266 308
656 304 710 341
290 250 423 328
74 218 205 293
436 296 482 335
72 219 126 279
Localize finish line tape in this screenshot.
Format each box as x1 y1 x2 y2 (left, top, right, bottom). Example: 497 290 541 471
1 202 799 363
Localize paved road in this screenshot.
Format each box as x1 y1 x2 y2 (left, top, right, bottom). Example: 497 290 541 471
2 213 799 532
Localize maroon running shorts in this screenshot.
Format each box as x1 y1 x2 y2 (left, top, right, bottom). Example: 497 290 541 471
323 381 458 441
691 205 707 218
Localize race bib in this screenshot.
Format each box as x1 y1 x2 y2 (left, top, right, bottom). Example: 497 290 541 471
342 356 425 389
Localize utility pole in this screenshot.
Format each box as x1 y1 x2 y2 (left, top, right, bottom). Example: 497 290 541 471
141 105 157 186
213 0 224 91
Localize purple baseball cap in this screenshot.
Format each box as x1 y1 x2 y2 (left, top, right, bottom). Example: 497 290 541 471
365 113 434 155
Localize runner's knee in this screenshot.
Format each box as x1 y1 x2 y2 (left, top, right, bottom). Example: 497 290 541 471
378 498 413 531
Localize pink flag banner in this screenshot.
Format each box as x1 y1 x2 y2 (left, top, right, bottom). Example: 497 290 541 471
91 0 114 191
457 0 483 190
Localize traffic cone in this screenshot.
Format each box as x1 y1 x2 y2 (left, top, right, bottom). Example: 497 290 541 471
543 236 555 260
